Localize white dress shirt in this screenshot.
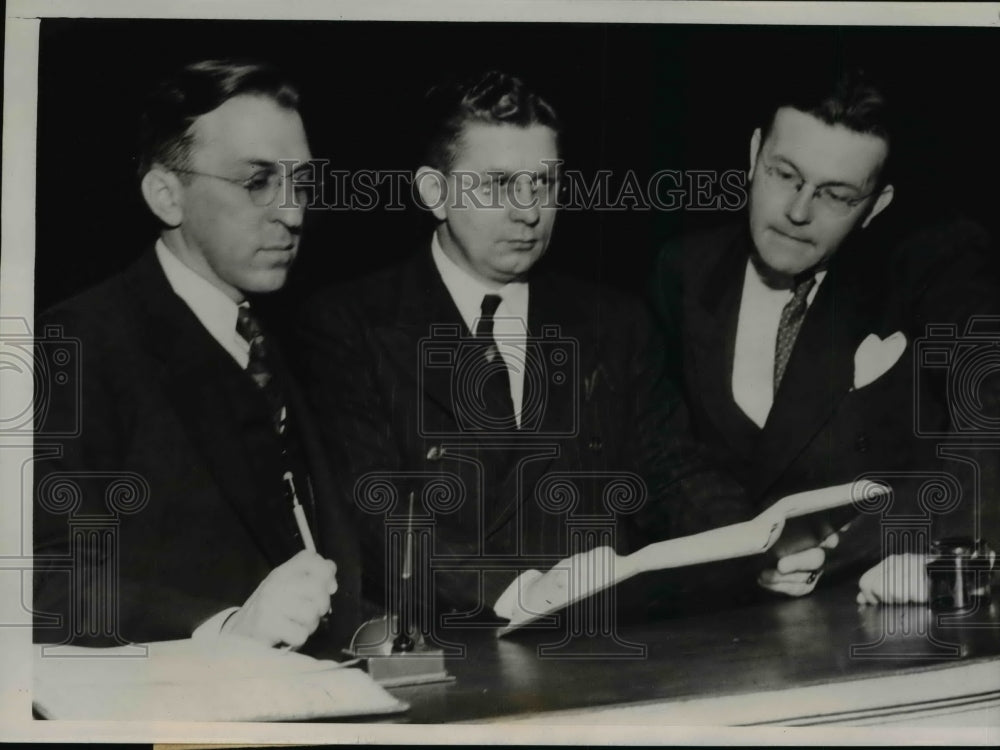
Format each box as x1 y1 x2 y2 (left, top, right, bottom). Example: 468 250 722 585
155 239 250 368
431 233 530 427
732 259 826 428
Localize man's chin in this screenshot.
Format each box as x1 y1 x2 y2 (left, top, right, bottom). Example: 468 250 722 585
756 245 817 279
244 271 291 295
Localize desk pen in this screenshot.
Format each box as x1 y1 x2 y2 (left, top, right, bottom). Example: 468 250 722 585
392 491 416 653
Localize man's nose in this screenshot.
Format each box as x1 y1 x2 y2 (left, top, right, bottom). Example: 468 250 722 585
508 183 541 225
785 184 815 225
273 183 306 230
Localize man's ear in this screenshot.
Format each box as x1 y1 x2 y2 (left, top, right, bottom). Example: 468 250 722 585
861 183 894 229
415 166 448 222
140 167 184 228
748 128 762 181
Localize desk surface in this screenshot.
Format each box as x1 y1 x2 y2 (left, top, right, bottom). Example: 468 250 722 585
387 581 1000 725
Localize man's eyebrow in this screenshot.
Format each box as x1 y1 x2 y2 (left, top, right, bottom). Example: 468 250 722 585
480 167 556 179
240 158 313 170
242 159 277 171
770 154 865 191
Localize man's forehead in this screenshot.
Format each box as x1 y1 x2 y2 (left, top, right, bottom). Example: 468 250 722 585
188 94 310 166
451 123 559 172
764 107 888 187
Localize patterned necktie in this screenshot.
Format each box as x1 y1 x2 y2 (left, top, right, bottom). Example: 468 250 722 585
773 276 817 394
474 294 517 430
236 304 286 435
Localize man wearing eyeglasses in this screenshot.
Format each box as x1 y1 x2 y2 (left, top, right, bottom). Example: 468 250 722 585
298 70 748 625
33 60 362 653
651 69 998 597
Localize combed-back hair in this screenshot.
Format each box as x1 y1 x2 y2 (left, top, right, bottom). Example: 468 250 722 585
420 70 561 171
136 59 300 180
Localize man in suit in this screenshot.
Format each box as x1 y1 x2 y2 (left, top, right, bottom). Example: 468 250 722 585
653 69 1000 596
33 60 361 652
298 71 745 626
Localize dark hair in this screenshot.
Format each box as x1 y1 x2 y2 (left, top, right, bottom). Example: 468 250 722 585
761 68 891 141
136 59 300 179
421 70 561 171
759 68 892 182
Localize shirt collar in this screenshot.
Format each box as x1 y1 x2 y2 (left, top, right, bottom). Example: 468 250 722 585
430 232 529 333
155 239 246 360
746 257 827 307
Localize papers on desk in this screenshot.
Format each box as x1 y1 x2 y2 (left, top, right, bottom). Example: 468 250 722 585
497 479 888 636
33 636 408 721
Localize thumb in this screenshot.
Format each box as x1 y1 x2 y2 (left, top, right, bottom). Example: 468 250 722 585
777 546 825 574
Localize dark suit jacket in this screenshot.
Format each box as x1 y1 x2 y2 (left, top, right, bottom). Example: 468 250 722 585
652 219 1000 572
296 247 747 618
33 249 363 652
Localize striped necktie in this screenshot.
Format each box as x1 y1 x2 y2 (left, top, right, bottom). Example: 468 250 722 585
236 304 286 435
773 276 817 394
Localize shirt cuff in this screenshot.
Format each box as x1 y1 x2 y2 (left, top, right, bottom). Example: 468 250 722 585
493 569 544 620
191 607 240 640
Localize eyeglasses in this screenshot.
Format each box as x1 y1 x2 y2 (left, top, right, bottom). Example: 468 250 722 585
451 170 563 208
172 164 316 207
760 161 875 217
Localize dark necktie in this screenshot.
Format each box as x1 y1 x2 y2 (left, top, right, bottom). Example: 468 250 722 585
474 294 517 430
236 304 286 435
773 276 817 394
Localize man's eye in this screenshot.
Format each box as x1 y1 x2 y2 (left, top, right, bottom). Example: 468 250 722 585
774 167 797 181
820 188 853 205
480 176 504 194
245 172 275 191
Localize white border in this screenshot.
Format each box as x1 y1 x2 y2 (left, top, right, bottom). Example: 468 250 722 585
4 0 1000 26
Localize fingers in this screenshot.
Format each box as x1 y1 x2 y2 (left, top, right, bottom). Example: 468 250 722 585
820 531 840 550
758 568 823 597
776 546 826 575
275 552 338 597
280 550 338 580
227 553 340 647
856 554 929 606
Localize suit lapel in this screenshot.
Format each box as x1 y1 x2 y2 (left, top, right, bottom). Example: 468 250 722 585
377 249 467 423
687 230 760 458
127 251 295 565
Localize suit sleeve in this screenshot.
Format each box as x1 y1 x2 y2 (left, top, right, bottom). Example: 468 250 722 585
625 291 755 548
896 219 1000 543
32 308 234 645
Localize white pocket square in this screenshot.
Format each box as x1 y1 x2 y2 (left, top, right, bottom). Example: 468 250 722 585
853 331 907 390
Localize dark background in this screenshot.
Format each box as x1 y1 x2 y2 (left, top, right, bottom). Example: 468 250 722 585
34 19 1000 315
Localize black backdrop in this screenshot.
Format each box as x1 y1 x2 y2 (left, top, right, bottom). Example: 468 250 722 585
35 19 1000 318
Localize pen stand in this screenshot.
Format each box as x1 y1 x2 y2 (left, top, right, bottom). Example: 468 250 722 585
346 615 454 687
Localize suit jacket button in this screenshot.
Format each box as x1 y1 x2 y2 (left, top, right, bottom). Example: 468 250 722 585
855 434 869 452
426 445 445 461
589 437 603 451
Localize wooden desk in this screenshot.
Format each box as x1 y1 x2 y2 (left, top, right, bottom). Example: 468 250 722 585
388 581 1000 725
